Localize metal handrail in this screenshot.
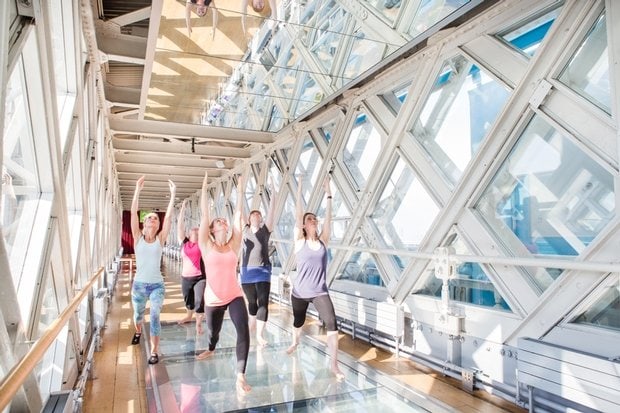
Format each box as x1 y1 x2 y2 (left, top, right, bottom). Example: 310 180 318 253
0 267 105 411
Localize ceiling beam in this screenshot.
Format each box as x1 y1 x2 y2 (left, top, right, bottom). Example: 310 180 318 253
109 118 274 144
112 137 252 158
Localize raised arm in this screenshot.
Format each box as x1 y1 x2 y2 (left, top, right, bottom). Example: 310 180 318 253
240 0 249 35
177 199 188 243
294 174 304 241
130 176 145 242
264 175 277 231
185 2 193 37
230 169 247 252
199 171 212 251
211 1 218 40
319 176 332 246
268 0 278 21
158 180 177 245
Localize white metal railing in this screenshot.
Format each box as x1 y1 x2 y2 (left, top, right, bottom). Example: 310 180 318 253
0 267 105 411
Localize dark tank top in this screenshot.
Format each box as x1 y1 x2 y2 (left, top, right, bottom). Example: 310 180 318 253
292 240 328 299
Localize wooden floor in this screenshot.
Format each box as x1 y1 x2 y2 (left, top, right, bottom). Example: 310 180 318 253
83 258 525 413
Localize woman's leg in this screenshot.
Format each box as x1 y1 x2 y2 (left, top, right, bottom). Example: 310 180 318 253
286 295 309 354
255 281 271 346
241 283 259 334
131 281 148 338
148 283 166 358
312 294 343 380
193 278 206 334
228 297 251 392
197 305 225 359
179 277 195 324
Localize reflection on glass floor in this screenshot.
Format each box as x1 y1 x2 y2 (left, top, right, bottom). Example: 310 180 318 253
144 319 450 413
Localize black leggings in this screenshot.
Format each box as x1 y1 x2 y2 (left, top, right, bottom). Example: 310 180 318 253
290 294 337 331
242 281 271 321
181 275 206 313
204 296 250 373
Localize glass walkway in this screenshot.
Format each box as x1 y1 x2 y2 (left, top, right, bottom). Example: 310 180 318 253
139 296 454 413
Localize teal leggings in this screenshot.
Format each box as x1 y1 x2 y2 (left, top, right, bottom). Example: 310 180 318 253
131 281 165 336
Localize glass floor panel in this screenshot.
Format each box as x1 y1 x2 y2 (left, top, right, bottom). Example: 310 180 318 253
143 319 454 413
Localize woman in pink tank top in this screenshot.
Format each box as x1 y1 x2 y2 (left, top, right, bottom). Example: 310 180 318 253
177 199 207 334
196 169 252 393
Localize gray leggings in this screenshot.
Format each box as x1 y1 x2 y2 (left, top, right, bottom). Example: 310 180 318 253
290 294 337 331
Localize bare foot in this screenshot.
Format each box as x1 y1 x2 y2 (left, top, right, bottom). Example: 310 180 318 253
196 350 214 360
236 375 252 393
331 365 345 381
256 335 268 347
286 343 298 355
177 314 193 324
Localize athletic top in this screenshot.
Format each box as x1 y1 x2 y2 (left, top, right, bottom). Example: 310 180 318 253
204 248 243 306
292 240 328 299
240 225 272 284
134 236 164 284
181 238 204 277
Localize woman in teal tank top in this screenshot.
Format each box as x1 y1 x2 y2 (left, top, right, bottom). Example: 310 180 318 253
130 176 176 365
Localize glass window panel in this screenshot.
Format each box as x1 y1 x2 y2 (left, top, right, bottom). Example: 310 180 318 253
365 0 403 24
414 231 511 311
380 83 410 115
274 45 301 100
294 73 324 118
337 234 385 286
2 59 41 286
343 112 384 191
268 105 285 132
474 115 615 289
409 0 470 38
275 191 296 258
558 12 610 114
294 135 323 204
411 55 510 185
571 275 620 332
48 0 72 114
269 156 283 190
317 191 349 242
318 119 337 143
309 8 346 73
339 28 386 88
369 157 440 271
498 5 561 57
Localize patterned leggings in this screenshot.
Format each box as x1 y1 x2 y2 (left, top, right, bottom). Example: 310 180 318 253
131 281 165 336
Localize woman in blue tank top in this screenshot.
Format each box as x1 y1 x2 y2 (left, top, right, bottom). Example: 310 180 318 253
286 174 343 380
130 176 176 365
240 177 277 347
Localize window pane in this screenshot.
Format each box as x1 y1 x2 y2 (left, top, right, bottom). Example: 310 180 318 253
275 191 296 258
411 55 510 185
343 112 384 191
498 5 561 57
337 235 385 287
571 275 620 332
365 0 402 24
294 135 323 204
414 232 511 311
2 59 40 285
318 119 337 143
369 157 439 273
409 0 470 38
558 12 610 114
339 28 386 88
474 116 615 288
381 83 409 115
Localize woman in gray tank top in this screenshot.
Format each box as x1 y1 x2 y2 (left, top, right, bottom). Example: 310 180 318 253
286 174 344 380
